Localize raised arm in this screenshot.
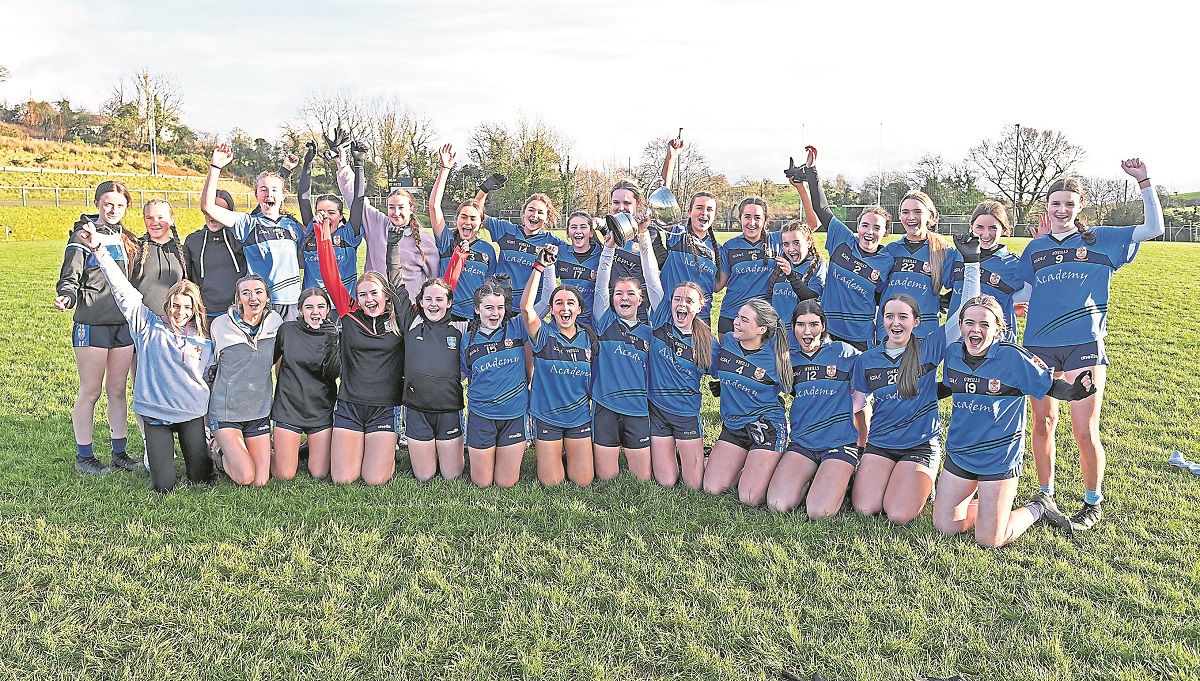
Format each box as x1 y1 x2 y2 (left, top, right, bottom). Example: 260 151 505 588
944 234 981 344
349 144 366 237
531 249 557 319
475 171 508 224
1121 158 1164 242
77 222 153 335
297 142 317 227
201 144 241 228
594 239 615 321
661 135 683 189
521 250 554 338
639 228 664 310
429 144 455 239
315 217 353 316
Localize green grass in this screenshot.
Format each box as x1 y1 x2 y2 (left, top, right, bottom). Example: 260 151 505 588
1 235 1198 680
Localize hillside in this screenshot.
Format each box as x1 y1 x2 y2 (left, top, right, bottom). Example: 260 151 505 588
0 133 202 176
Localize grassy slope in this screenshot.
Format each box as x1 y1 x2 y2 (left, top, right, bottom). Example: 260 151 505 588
0 237 1197 681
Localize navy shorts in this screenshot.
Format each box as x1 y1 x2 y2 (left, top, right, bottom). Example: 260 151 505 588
406 409 463 441
827 332 869 352
718 419 787 453
273 421 332 436
1025 340 1107 373
788 442 860 466
648 403 702 440
532 417 592 442
466 415 527 450
73 322 133 349
942 455 1022 482
592 404 651 449
864 438 941 468
716 316 735 335
271 303 299 322
332 400 397 434
209 416 271 438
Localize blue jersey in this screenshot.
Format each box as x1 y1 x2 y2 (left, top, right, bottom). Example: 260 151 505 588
529 323 594 428
948 246 1025 343
789 341 860 450
437 231 497 321
230 212 303 305
709 332 787 430
653 226 719 324
483 216 568 298
301 220 361 293
718 232 783 320
770 255 827 364
876 238 958 342
648 321 705 417
821 217 893 343
852 327 948 449
556 245 601 326
592 310 650 416
609 242 652 323
1017 226 1139 346
943 341 1053 475
461 317 527 420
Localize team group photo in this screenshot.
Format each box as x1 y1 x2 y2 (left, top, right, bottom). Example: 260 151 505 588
2 1 1197 679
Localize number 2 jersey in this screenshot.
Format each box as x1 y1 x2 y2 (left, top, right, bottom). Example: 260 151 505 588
821 216 894 343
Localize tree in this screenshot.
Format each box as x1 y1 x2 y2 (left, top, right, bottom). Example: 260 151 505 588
466 116 571 213
967 125 1084 225
632 137 717 205
0 65 9 82
101 69 188 161
1083 176 1126 225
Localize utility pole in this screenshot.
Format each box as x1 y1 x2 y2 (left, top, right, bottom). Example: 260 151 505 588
1013 123 1020 220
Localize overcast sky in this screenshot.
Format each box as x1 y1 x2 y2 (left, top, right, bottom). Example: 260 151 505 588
4 0 1196 191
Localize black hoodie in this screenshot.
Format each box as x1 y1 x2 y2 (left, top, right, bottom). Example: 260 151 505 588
56 217 132 326
183 227 247 315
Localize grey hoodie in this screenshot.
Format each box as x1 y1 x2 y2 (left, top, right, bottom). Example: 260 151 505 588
208 307 282 422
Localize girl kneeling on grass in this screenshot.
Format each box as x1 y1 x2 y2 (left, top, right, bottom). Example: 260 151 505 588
208 274 282 487
702 299 793 506
591 225 663 481
521 245 597 487
849 233 981 525
461 278 529 488
270 287 340 480
763 300 864 518
396 276 467 482
933 294 1094 548
81 222 214 493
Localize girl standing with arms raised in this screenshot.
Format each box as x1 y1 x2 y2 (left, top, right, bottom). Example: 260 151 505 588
1020 159 1163 531
55 181 141 474
429 144 496 322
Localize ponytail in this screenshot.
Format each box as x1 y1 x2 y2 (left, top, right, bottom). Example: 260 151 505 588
674 282 713 371
927 232 949 293
746 297 792 393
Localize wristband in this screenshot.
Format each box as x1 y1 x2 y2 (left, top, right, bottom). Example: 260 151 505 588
1138 178 1151 185
210 164 223 171
532 263 545 273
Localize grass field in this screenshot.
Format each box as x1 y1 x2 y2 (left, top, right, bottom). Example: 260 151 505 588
1 233 1198 680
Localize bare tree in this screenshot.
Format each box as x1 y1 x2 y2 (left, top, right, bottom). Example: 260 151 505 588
0 65 9 82
633 137 716 205
1083 176 1126 225
967 126 1085 225
101 69 185 154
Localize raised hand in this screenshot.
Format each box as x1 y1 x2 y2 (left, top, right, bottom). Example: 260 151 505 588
479 172 508 193
76 220 101 251
350 141 369 165
536 245 558 268
953 232 981 263
210 143 233 169
281 153 300 171
303 141 317 166
1120 157 1149 182
774 255 793 275
439 143 456 169
1032 212 1052 238
805 145 818 168
784 156 810 186
667 135 684 156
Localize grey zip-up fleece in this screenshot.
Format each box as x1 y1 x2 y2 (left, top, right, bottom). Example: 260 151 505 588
208 308 282 422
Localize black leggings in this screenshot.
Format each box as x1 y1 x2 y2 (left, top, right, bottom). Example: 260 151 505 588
144 417 213 493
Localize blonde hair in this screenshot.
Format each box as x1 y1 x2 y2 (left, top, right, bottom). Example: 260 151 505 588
138 199 187 279
957 294 1008 337
524 193 561 228
357 270 401 336
900 190 949 293
388 188 424 248
744 297 793 393
164 279 208 338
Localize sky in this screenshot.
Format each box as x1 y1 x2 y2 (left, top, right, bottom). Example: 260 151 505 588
3 0 1197 192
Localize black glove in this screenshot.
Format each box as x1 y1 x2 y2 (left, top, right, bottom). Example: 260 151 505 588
479 172 508 193
953 232 981 264
323 127 350 159
783 156 810 183
708 379 721 397
535 247 556 268
350 141 369 165
303 141 316 167
1047 370 1097 401
204 363 218 387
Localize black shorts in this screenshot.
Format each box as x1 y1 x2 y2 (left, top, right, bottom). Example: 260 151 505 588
73 322 133 349
864 439 941 468
332 400 397 434
592 404 651 449
273 421 332 436
942 456 1022 482
209 416 271 438
532 417 592 442
466 415 527 449
827 332 869 352
718 419 787 453
1025 340 1107 373
406 409 463 441
648 403 702 440
716 316 735 335
787 442 860 466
